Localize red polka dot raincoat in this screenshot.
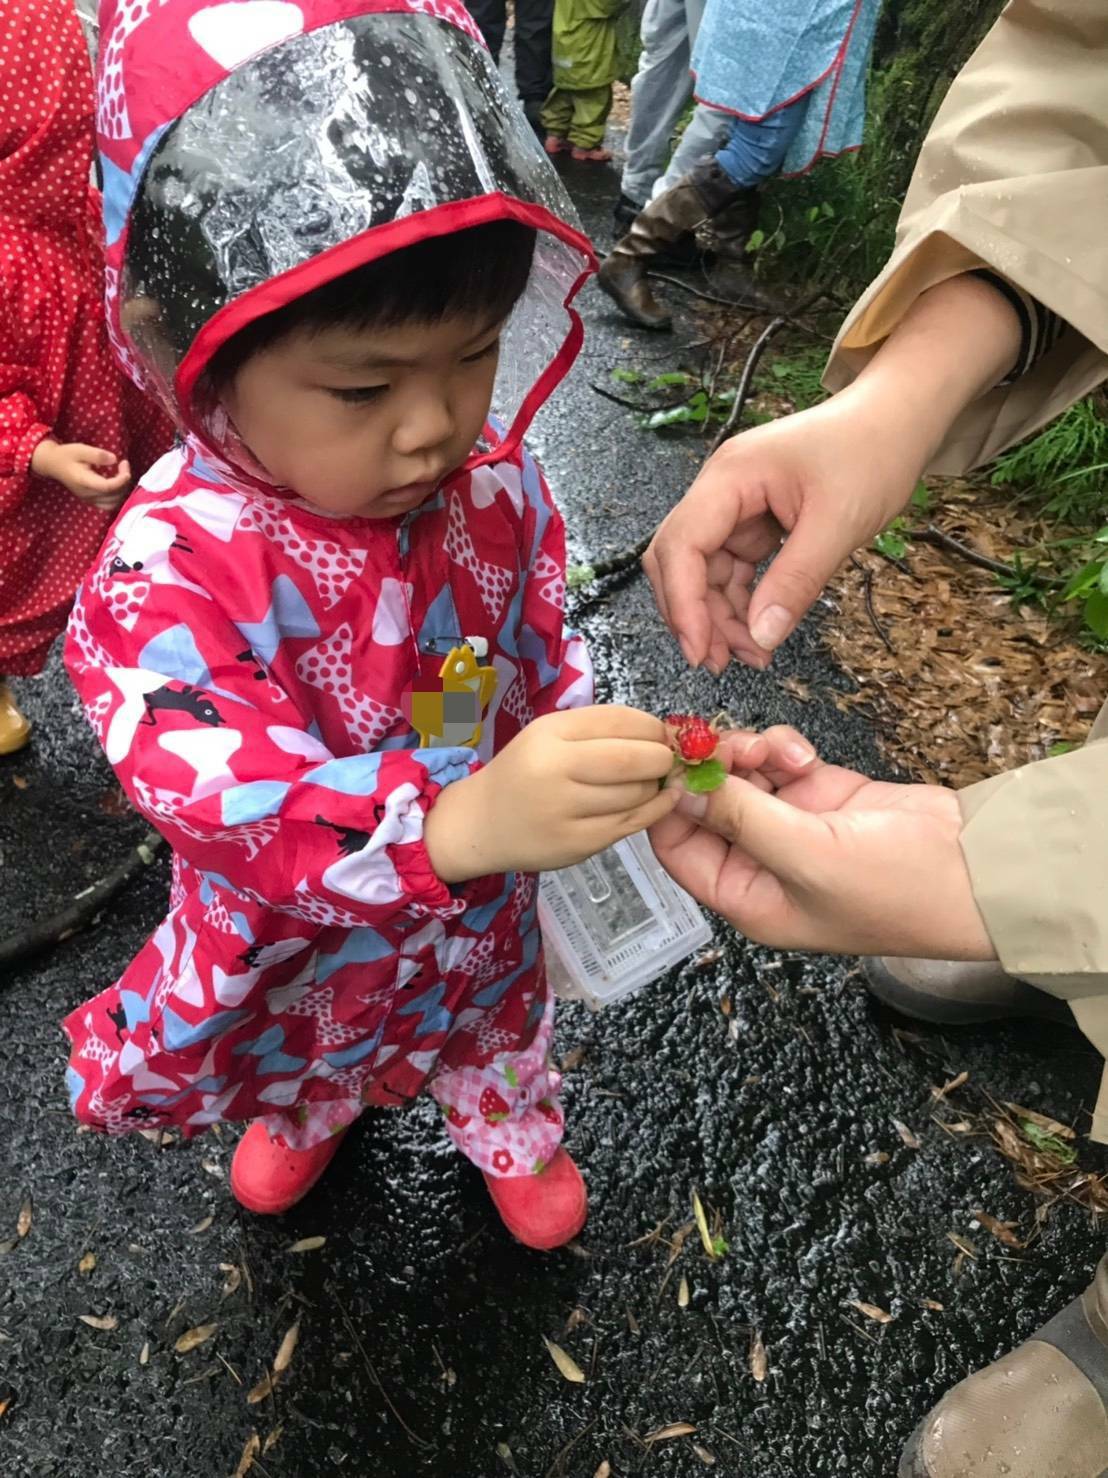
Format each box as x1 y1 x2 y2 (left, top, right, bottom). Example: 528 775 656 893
0 0 171 676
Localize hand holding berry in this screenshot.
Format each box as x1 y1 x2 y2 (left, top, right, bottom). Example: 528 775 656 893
424 705 680 883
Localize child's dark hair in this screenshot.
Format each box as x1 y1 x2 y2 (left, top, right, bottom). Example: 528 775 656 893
207 220 537 390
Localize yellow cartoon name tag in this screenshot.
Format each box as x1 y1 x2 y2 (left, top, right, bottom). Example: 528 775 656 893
404 642 498 749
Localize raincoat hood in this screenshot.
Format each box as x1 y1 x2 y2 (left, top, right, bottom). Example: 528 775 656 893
96 0 595 475
2 0 96 228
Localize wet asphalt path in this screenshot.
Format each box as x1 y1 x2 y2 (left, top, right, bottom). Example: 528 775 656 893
1 152 1105 1478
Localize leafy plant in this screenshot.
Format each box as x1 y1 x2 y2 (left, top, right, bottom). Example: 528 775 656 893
767 348 828 411
873 515 911 560
990 398 1108 521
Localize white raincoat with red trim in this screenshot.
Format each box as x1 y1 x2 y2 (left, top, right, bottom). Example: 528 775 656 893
62 0 596 1142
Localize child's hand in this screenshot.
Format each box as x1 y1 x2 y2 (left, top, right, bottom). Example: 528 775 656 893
649 725 995 960
31 439 131 510
425 706 680 882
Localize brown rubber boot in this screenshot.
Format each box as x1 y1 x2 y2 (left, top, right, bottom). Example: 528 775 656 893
0 682 31 756
864 956 1073 1027
901 1255 1108 1477
597 162 756 331
703 190 779 309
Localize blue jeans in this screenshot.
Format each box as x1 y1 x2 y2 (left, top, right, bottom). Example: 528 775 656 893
714 92 810 189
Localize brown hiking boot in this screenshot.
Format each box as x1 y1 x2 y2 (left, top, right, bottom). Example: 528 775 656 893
597 162 757 331
901 1255 1108 1477
864 956 1073 1027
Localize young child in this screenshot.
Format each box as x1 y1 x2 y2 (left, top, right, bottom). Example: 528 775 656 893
0 0 171 753
542 0 627 163
62 0 678 1250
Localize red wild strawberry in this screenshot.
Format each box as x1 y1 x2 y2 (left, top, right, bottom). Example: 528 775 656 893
676 718 717 764
664 713 694 728
445 1106 471 1129
478 1086 510 1123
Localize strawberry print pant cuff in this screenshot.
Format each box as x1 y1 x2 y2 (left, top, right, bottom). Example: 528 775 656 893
431 990 564 1178
259 990 565 1174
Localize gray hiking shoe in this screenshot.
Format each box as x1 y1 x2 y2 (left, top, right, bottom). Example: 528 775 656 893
864 956 1073 1027
901 1255 1108 1477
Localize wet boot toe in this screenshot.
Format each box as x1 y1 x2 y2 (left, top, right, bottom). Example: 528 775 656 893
863 955 1074 1026
597 254 672 331
901 1257 1108 1476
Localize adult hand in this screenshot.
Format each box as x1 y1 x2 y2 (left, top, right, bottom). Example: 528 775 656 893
643 394 921 673
425 705 679 882
31 439 131 511
651 727 995 960
644 275 1025 673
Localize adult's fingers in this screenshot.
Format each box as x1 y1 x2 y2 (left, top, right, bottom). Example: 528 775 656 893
745 504 856 655
648 806 756 914
675 773 824 881
646 465 772 667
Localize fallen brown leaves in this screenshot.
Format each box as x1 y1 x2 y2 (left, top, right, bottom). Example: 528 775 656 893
820 481 1108 786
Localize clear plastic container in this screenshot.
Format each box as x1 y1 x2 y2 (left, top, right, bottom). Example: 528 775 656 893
540 832 712 1010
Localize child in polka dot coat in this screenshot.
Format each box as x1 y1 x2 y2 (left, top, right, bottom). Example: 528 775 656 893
61 0 679 1249
0 0 171 752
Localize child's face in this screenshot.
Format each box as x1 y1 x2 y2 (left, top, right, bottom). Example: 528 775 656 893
222 312 504 518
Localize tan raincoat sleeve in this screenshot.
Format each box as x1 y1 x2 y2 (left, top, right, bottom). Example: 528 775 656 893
824 0 1108 473
823 0 1108 1137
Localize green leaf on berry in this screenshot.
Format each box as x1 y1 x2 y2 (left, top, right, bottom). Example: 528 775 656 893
682 758 726 794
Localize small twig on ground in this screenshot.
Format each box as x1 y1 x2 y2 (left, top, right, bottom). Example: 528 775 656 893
647 272 771 311
543 1418 599 1478
588 381 649 411
850 555 895 654
335 1296 430 1449
708 313 789 453
0 829 164 974
908 524 1026 582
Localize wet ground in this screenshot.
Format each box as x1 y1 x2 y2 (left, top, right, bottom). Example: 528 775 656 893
3 136 1106 1478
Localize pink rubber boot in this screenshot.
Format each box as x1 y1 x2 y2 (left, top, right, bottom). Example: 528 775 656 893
230 1121 346 1214
482 1148 588 1251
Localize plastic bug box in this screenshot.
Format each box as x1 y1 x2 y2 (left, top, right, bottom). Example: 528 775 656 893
539 832 712 1010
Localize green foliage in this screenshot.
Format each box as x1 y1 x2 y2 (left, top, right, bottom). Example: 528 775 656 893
682 757 727 794
873 516 911 560
1019 1119 1077 1165
990 398 1108 521
749 0 1004 295
767 348 828 411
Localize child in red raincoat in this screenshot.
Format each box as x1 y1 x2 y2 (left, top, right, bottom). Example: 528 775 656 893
62 0 678 1249
0 0 171 753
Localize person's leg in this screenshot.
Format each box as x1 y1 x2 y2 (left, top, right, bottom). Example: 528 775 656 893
466 0 508 64
713 99 810 191
650 101 730 199
620 0 695 210
431 988 586 1249
568 85 614 158
541 88 575 151
899 1252 1108 1477
513 0 555 115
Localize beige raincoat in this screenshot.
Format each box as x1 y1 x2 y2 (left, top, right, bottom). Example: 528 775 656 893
824 0 1108 1137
